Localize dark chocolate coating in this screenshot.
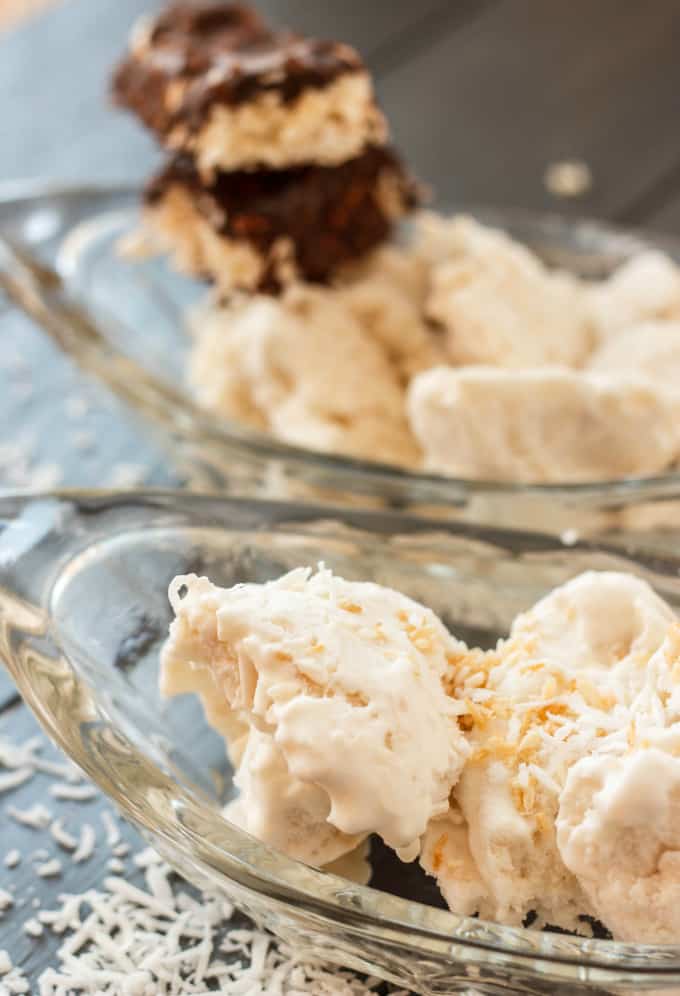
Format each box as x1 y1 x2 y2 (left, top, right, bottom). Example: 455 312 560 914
146 145 420 292
113 1 365 141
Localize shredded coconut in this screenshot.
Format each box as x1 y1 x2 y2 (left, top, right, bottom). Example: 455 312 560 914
49 783 97 802
8 803 52 829
23 917 44 938
72 824 96 864
50 819 77 851
32 867 408 996
36 859 62 879
0 769 32 793
101 811 120 848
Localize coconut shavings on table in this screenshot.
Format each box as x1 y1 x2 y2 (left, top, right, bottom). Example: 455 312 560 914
37 865 410 996
0 714 411 995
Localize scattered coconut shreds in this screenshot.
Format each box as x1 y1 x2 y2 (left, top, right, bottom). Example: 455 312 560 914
132 847 161 870
0 768 32 794
0 722 408 993
23 917 44 938
32 867 409 996
8 803 53 829
36 859 62 879
101 811 120 848
1 966 29 995
0 734 81 787
0 953 29 996
49 783 97 802
50 819 77 852
72 824 96 864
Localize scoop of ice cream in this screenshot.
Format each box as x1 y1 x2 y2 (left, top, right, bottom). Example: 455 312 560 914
419 806 488 917
444 572 676 929
556 620 680 941
225 727 363 865
188 286 420 467
160 567 470 857
336 245 445 381
586 250 680 341
407 365 680 482
420 215 592 368
557 747 680 942
588 319 680 398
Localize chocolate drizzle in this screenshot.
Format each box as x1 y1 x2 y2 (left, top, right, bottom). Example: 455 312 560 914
113 1 364 140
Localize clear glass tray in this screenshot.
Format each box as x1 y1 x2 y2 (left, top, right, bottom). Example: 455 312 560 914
4 182 680 536
3 489 680 995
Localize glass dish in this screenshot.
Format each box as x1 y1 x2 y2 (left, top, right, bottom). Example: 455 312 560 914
3 489 680 995
4 181 680 536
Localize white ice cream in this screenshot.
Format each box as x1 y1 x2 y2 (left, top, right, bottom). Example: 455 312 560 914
557 621 680 941
224 728 363 865
160 567 470 860
440 572 676 930
588 319 680 399
407 365 680 482
336 246 444 382
421 215 593 368
189 286 420 468
586 250 680 340
162 563 680 940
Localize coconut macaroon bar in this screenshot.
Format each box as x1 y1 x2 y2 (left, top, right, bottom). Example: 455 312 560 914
112 1 388 176
144 147 418 292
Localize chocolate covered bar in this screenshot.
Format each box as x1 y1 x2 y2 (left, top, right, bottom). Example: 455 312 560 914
113 1 387 176
141 145 419 292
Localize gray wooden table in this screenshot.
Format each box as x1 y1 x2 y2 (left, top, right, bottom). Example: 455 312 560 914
3 0 680 988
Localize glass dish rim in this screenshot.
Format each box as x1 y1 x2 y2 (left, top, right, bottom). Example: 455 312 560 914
4 179 680 502
4 486 680 983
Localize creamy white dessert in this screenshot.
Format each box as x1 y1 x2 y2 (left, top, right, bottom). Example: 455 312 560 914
586 250 680 341
438 571 677 930
588 319 680 398
422 216 593 369
407 365 680 483
160 567 470 861
336 246 444 382
557 622 680 942
188 285 421 468
161 565 680 941
181 212 680 483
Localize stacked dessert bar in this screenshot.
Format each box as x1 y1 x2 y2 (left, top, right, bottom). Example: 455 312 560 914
113 1 419 294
